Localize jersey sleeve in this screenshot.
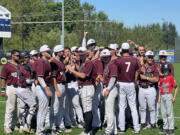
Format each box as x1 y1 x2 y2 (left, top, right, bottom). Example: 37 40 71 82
171 76 177 87
1 64 8 79
109 63 118 78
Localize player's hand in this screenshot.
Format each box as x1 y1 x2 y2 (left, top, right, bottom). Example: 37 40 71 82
84 32 88 38
172 98 175 103
104 89 109 97
66 65 74 72
56 90 61 97
140 74 146 80
99 46 104 51
45 87 53 97
1 92 7 97
158 99 161 104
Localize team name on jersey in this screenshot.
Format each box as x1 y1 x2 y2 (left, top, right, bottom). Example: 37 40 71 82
11 72 18 77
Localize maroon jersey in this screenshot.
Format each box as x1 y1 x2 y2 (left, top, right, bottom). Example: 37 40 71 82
0 62 19 86
78 60 94 86
18 64 31 87
36 59 52 86
138 63 159 87
103 61 118 86
51 59 66 83
29 60 37 72
92 58 103 83
115 56 140 82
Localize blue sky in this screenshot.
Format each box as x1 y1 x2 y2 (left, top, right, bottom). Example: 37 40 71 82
80 0 180 35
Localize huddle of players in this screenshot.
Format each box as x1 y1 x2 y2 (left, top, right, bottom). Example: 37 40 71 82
0 36 178 135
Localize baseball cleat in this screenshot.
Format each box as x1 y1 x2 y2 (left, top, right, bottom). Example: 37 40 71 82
141 123 147 130
64 126 72 133
132 130 140 134
4 128 13 134
151 124 156 131
167 129 174 135
118 129 125 134
159 129 168 134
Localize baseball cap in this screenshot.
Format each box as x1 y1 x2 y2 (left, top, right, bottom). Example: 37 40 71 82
71 46 78 52
100 49 111 57
159 50 167 56
78 47 87 56
40 45 50 52
87 39 96 46
30 50 38 56
54 45 64 53
121 43 130 50
108 44 118 50
145 51 154 57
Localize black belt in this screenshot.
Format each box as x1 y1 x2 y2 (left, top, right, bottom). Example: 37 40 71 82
7 84 18 88
140 85 154 89
78 85 92 89
57 82 66 85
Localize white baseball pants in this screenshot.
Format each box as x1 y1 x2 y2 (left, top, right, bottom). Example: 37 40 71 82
118 82 140 132
139 87 156 124
4 85 18 129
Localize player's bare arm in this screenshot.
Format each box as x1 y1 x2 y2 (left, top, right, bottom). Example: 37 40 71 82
172 86 178 103
53 78 61 97
66 65 86 79
140 74 159 83
1 79 6 97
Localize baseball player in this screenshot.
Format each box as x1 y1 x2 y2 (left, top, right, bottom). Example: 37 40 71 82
155 50 175 126
66 46 84 128
158 63 178 135
16 52 37 133
138 51 159 130
35 45 53 135
115 43 140 134
91 48 103 134
29 50 39 97
49 45 67 135
66 47 95 135
1 49 20 134
101 49 118 135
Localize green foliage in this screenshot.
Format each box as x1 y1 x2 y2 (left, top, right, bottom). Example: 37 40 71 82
0 0 178 50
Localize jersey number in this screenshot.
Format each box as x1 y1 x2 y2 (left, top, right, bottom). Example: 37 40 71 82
125 62 131 72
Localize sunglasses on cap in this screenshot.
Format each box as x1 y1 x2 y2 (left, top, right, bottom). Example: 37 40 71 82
46 50 52 55
147 56 154 59
160 56 167 58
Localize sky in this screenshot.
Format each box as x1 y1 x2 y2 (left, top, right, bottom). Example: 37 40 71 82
80 0 180 35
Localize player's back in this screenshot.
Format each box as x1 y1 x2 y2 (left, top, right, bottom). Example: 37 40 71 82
115 56 139 82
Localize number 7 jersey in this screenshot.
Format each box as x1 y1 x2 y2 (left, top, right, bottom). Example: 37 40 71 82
115 56 140 82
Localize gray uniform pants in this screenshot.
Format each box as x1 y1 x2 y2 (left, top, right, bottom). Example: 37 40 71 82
35 85 50 133
79 85 95 113
16 87 37 128
139 87 156 124
104 86 118 135
67 81 84 123
4 85 18 129
161 93 174 130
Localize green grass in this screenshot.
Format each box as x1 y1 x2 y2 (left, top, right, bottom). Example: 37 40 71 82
0 64 180 135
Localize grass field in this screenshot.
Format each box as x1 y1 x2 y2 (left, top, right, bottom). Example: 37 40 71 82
0 64 180 135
